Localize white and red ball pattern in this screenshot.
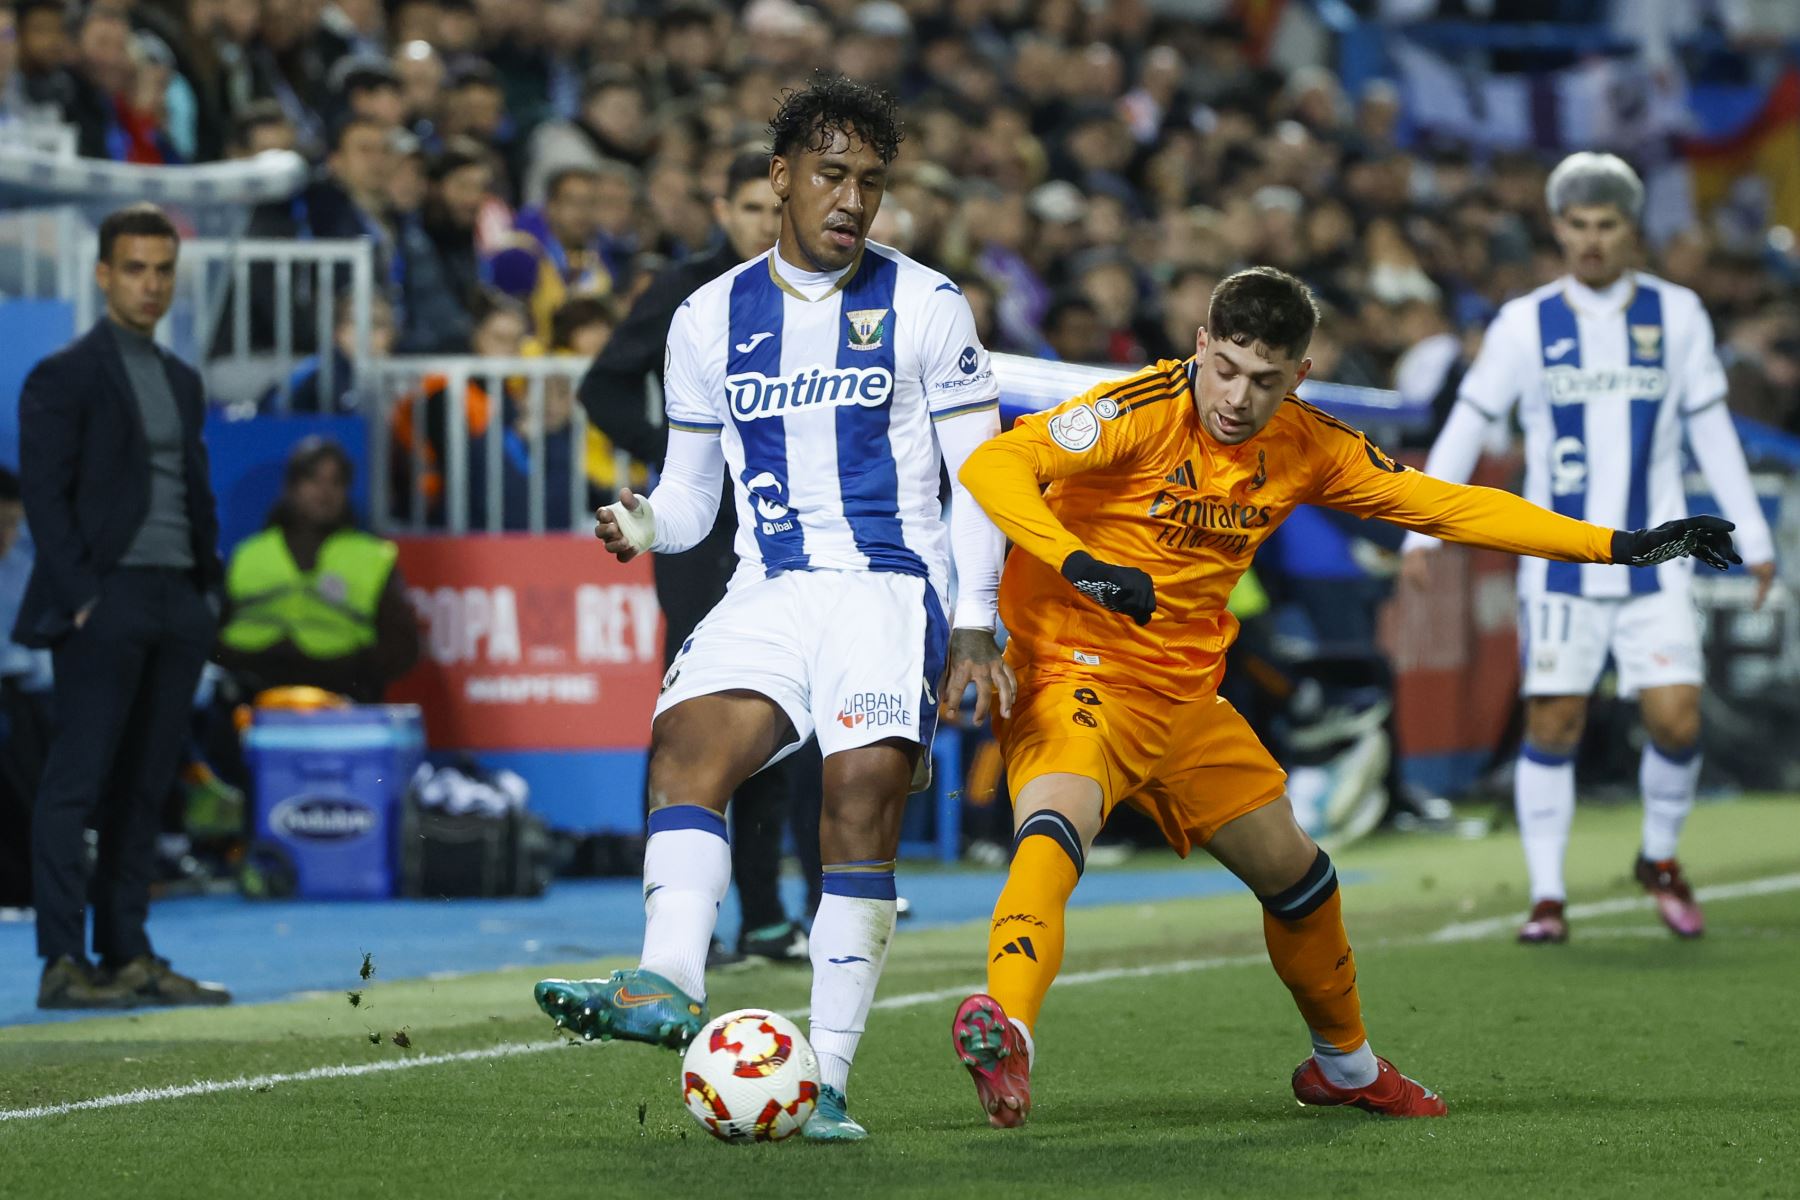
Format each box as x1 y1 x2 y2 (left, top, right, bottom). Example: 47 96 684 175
680 1009 820 1144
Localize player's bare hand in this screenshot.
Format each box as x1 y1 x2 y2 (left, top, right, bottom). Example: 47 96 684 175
1749 561 1776 610
593 487 653 562
1399 546 1436 590
941 628 1014 724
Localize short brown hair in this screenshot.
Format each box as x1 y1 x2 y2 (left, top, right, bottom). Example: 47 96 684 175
1207 266 1319 360
550 295 616 351
97 204 179 264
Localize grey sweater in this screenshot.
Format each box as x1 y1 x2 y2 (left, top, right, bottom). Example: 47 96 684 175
112 321 195 570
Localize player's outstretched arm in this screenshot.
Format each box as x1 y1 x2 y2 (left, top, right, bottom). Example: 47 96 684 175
1398 399 1494 588
1317 441 1741 571
591 426 723 562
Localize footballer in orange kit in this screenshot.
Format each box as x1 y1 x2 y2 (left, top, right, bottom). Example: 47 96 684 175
946 266 1742 1128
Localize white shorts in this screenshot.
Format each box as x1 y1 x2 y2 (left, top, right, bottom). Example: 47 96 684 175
654 568 949 764
1518 588 1703 699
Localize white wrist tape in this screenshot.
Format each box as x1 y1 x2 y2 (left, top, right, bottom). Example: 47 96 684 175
608 496 657 553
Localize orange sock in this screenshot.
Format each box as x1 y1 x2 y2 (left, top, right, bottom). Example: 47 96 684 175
984 814 1084 1032
1260 850 1366 1054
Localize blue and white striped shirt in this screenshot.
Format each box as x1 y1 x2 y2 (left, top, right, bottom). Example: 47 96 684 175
661 241 1000 608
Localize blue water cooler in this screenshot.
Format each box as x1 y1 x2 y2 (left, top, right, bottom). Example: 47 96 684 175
246 705 425 898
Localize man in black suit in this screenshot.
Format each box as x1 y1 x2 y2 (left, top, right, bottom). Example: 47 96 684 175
578 151 822 965
17 204 230 1009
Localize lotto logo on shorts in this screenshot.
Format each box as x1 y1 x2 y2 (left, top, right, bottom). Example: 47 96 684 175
836 691 912 730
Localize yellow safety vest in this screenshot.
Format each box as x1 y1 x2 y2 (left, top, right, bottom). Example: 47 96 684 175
1226 567 1271 621
220 528 397 658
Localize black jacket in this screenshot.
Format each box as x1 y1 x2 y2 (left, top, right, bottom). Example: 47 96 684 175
397 212 483 354
221 177 390 359
13 321 225 648
576 238 739 465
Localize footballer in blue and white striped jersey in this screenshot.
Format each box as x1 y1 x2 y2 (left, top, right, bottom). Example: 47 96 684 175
1402 151 1774 942
1438 267 1772 601
559 77 1013 1135
659 236 1000 610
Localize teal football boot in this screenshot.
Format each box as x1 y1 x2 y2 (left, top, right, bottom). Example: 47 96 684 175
533 968 706 1049
801 1084 869 1141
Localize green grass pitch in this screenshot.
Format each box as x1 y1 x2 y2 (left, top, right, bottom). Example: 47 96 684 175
2 797 1797 1199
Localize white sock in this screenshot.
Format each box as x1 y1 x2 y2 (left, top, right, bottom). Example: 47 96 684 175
1515 744 1576 903
1312 1036 1379 1089
807 863 897 1097
636 806 731 1000
1640 743 1700 861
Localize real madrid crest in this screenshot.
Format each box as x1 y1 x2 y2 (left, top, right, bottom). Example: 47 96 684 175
1629 324 1662 363
846 308 888 352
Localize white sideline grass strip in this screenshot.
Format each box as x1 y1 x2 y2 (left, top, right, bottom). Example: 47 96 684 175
4 871 1797 1124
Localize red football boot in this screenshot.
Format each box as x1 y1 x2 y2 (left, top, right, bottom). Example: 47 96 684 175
1636 855 1704 938
1292 1054 1446 1118
952 993 1033 1129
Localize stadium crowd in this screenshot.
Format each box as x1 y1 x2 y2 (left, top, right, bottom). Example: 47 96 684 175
3 0 1796 439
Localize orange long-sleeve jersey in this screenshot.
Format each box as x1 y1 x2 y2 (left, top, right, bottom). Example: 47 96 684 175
961 359 1617 700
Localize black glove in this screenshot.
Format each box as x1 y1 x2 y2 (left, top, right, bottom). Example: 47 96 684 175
1061 550 1156 626
1612 516 1741 571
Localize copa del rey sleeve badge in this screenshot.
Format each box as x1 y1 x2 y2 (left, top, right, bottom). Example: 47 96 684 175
1048 404 1101 452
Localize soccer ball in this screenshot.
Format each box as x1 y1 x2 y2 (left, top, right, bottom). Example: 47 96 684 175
680 1009 820 1144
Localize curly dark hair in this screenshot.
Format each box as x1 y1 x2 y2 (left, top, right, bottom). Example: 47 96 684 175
767 71 904 164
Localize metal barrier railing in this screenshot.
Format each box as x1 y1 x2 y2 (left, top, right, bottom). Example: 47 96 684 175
72 236 373 413
0 122 81 301
363 355 639 536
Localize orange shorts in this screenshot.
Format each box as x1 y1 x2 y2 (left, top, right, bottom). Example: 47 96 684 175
995 666 1287 857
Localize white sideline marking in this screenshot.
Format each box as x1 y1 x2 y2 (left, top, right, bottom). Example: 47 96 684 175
0 1041 560 1123
1426 872 1800 942
5 871 1796 1124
